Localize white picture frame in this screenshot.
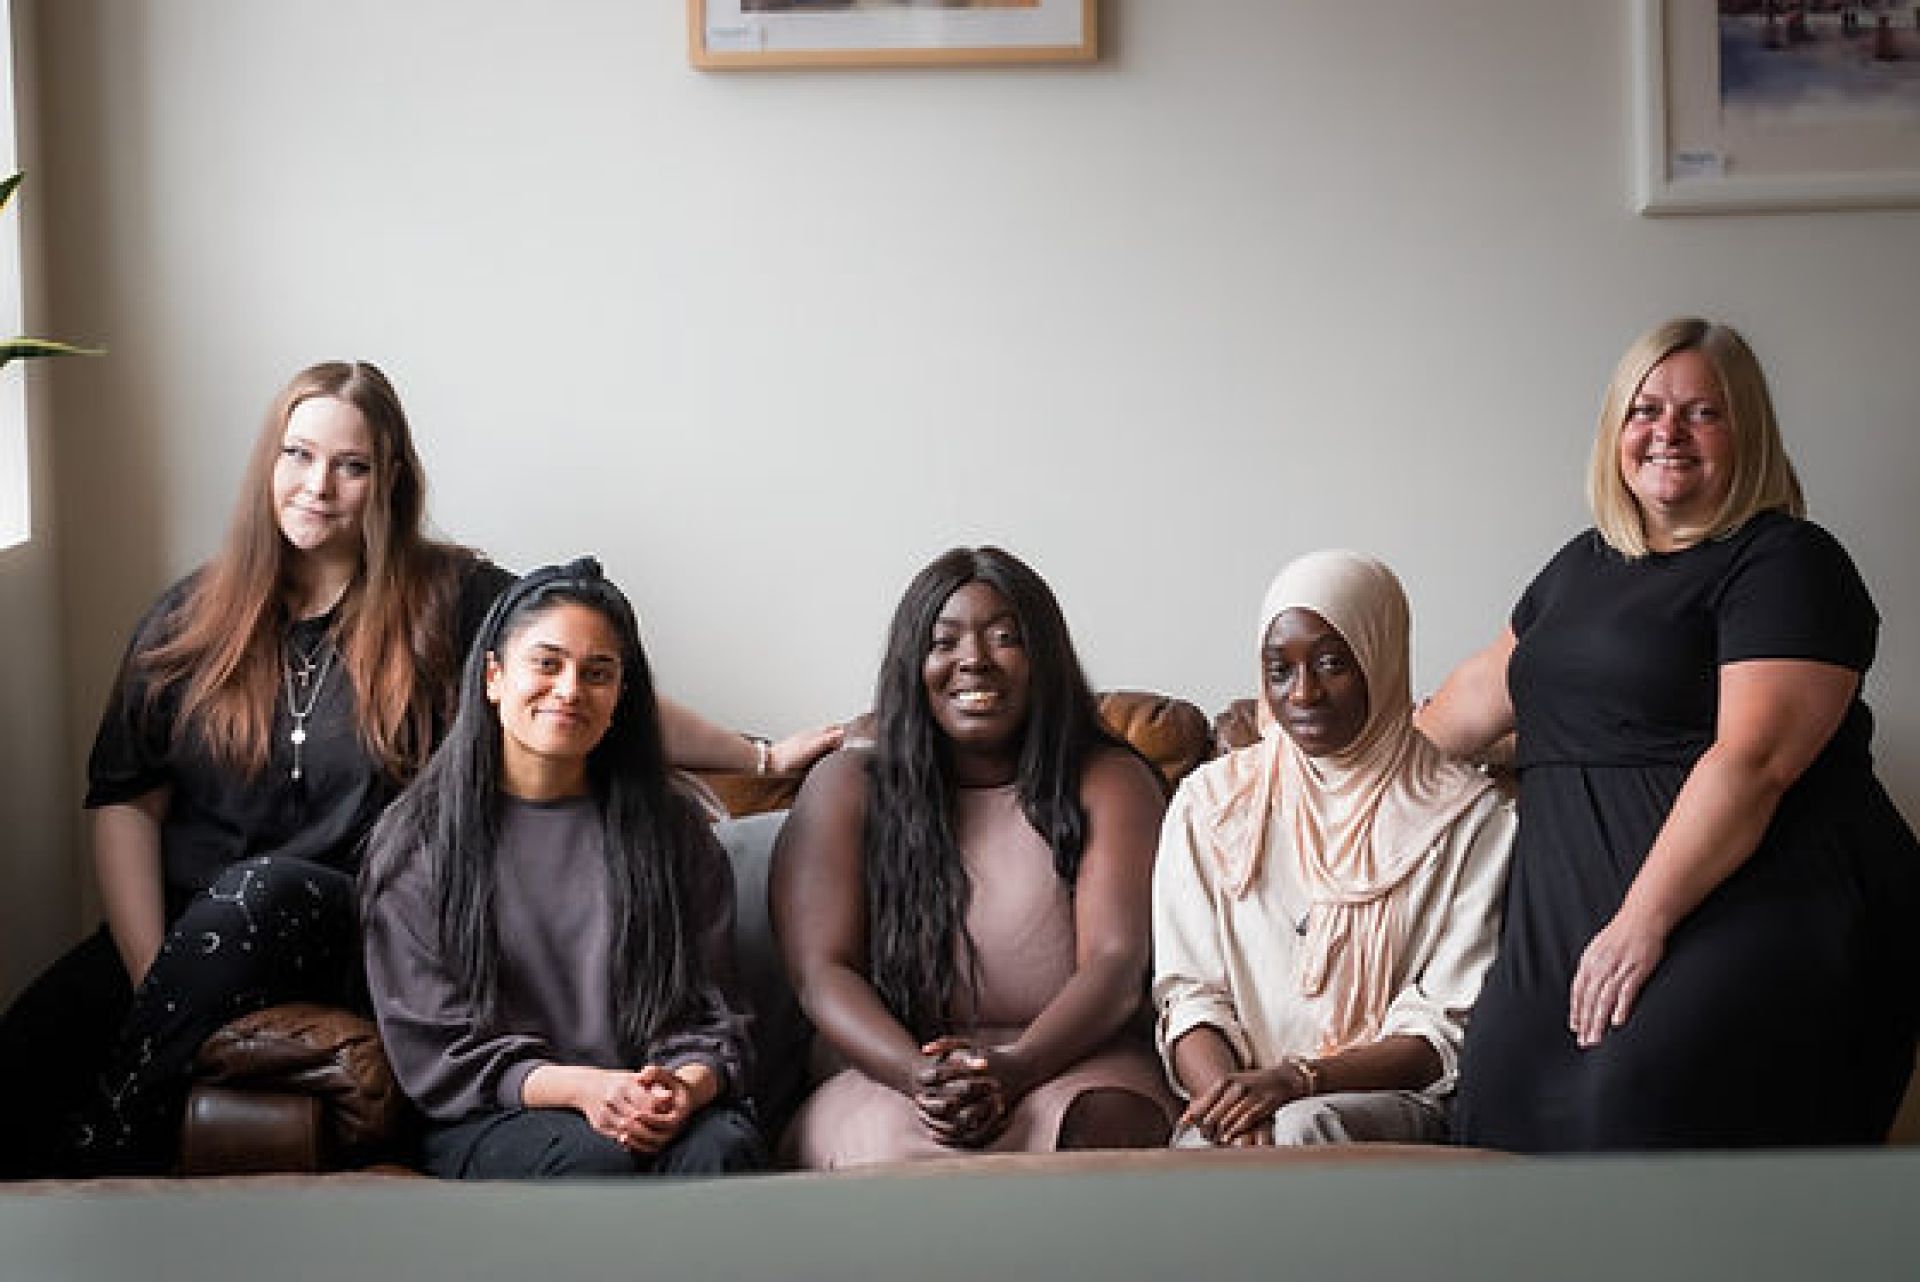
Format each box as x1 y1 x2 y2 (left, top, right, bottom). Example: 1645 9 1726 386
689 0 1097 70
1633 0 1920 215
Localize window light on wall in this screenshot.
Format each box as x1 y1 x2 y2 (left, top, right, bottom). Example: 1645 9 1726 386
0 376 25 552
0 172 95 551
1 0 28 550
0 3 100 551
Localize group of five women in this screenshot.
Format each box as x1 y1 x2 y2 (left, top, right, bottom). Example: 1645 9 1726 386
2 317 1914 1180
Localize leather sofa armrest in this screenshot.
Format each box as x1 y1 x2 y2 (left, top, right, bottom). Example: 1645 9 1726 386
189 1002 411 1170
180 1086 324 1175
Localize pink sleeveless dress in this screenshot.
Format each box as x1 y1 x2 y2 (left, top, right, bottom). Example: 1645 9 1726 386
785 784 1174 1169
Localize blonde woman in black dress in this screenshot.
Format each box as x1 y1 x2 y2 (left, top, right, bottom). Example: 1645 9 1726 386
1420 319 1920 1149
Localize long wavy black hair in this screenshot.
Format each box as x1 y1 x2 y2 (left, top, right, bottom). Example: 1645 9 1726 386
865 546 1119 1041
361 558 714 1057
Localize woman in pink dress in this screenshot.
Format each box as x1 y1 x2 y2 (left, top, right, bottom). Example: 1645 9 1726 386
773 546 1175 1168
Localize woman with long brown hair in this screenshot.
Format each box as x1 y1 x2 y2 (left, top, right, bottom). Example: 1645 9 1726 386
0 361 834 1177
0 361 508 1176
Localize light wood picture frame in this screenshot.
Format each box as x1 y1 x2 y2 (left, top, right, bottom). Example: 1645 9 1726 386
1633 0 1920 215
689 0 1097 70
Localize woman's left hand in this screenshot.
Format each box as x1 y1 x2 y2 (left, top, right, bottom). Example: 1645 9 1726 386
1569 910 1668 1048
1565 659 1860 1049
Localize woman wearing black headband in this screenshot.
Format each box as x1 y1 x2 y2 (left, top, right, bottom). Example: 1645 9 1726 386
361 560 764 1178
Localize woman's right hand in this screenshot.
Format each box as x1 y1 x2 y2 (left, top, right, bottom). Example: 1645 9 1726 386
769 722 846 774
526 1059 675 1151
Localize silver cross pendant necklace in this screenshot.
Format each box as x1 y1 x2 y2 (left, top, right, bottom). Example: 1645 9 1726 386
283 636 337 782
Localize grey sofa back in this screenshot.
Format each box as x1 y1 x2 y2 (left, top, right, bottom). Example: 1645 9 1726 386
714 811 811 1142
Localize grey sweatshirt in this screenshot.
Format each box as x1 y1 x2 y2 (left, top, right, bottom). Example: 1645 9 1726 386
364 794 749 1121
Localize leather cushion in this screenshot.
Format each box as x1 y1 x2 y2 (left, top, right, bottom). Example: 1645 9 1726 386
194 1002 409 1163
1096 689 1213 789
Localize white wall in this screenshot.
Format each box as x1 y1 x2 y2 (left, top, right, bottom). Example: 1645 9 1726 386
13 0 1920 975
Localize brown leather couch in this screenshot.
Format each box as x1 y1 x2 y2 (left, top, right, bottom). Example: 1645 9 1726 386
176 690 1217 1175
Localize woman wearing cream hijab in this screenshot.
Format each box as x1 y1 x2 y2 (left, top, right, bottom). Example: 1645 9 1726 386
1152 550 1515 1145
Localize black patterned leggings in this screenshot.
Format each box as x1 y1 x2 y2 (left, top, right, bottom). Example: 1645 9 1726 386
103 854 359 1159
0 854 359 1174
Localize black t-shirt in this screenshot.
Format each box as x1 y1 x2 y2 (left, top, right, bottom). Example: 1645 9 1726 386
85 556 513 915
1508 510 1879 776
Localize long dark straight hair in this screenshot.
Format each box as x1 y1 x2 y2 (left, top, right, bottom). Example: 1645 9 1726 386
362 558 713 1055
865 546 1118 1041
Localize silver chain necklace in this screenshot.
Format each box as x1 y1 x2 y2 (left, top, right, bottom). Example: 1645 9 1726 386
283 638 337 782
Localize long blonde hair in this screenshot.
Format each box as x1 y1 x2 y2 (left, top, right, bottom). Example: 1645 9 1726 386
137 361 472 779
1587 318 1805 558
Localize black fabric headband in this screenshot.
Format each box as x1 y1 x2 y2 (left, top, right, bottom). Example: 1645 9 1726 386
476 556 619 653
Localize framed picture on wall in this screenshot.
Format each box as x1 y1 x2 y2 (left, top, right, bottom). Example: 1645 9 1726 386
688 0 1097 69
1633 0 1920 213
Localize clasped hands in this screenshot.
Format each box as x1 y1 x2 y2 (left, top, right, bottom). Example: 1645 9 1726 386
1179 1062 1310 1148
579 1064 696 1154
910 1037 1031 1148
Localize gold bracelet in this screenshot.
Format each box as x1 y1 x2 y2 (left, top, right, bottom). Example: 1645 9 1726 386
1285 1054 1323 1098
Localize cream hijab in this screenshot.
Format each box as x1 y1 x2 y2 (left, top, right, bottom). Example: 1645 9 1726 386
1206 550 1492 1054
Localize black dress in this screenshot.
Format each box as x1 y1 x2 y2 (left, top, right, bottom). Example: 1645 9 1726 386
0 555 512 1176
1455 512 1920 1151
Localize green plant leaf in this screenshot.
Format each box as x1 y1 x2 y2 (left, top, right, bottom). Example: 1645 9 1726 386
0 174 102 370
0 338 105 369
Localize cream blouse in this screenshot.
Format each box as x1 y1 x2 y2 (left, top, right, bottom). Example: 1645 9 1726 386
1152 751 1516 1097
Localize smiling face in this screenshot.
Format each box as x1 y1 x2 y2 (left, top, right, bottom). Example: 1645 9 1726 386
922 580 1032 783
1262 607 1370 758
485 601 625 797
1618 348 1736 552
271 395 376 565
